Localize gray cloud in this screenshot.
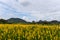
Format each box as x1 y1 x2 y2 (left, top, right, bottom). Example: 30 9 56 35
20 2 30 7
0 0 60 21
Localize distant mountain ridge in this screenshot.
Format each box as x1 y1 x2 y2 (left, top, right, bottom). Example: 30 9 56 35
0 18 60 24
0 18 27 24
7 18 27 23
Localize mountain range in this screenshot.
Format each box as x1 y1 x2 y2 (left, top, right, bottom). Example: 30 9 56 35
0 18 27 24
0 18 60 24
7 18 27 23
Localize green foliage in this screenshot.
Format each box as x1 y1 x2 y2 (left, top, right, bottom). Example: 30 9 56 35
0 18 60 24
0 24 59 40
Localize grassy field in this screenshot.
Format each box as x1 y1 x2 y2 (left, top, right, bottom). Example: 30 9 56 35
0 24 60 40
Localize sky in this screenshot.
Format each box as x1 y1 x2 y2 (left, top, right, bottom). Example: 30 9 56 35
0 0 60 22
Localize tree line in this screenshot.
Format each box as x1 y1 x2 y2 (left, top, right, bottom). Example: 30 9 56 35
0 18 60 24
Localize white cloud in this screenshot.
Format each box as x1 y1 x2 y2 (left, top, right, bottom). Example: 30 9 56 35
18 0 28 2
0 0 60 21
22 16 30 21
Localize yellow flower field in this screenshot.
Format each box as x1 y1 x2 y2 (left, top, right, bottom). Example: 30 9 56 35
0 24 60 40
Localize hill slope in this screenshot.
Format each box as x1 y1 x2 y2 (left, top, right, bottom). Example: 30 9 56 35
7 18 27 23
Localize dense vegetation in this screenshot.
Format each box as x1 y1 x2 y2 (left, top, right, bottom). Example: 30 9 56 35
0 24 59 40
0 18 60 24
0 18 60 40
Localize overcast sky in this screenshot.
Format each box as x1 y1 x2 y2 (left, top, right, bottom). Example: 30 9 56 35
0 0 60 21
